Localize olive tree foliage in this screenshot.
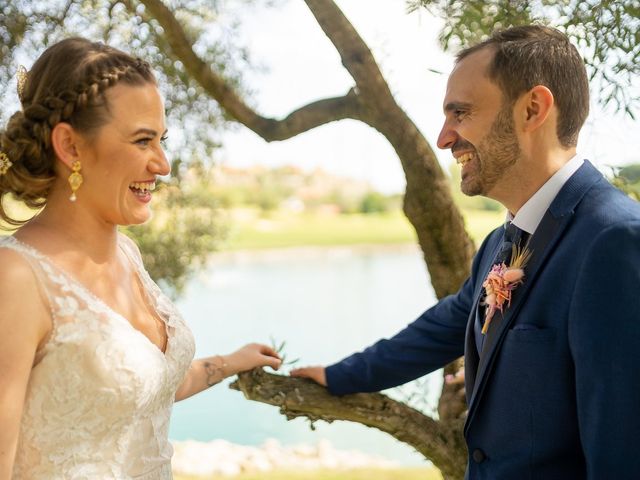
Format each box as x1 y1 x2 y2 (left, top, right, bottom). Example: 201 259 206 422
611 163 640 201
408 0 640 117
0 0 246 155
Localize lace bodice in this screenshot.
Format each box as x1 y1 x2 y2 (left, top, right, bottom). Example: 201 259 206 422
1 235 195 479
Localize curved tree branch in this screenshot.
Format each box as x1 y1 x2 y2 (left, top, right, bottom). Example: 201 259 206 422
230 369 467 480
137 0 366 140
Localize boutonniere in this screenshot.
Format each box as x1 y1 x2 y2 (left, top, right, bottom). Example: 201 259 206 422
481 243 532 334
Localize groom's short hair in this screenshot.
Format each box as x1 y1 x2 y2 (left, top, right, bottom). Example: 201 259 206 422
457 25 589 148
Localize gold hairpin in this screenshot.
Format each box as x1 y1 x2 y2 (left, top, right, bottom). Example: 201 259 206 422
17 65 28 101
0 151 13 176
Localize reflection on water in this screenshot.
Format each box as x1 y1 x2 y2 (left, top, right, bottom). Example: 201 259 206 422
170 244 442 465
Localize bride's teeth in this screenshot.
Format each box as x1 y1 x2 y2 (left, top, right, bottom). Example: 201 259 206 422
130 182 155 192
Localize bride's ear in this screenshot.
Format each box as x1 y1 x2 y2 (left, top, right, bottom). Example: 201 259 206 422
51 122 81 170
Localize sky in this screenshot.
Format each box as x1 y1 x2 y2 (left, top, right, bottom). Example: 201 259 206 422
216 0 640 194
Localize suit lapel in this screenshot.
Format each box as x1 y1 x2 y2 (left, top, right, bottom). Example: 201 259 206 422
463 160 603 434
464 236 502 405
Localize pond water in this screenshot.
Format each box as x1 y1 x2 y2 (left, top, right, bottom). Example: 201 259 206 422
170 244 444 465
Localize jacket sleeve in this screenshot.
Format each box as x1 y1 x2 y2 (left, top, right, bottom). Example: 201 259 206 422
325 230 497 396
569 220 640 476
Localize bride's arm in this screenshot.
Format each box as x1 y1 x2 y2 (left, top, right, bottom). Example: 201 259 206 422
0 250 51 479
174 343 281 402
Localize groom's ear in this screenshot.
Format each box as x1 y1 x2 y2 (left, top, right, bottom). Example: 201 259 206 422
521 85 555 133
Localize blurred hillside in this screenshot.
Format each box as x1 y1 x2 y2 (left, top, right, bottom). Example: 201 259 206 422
180 163 506 251
197 163 506 216
205 164 403 215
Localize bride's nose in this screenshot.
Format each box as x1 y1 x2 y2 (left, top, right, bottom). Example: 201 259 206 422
149 147 170 176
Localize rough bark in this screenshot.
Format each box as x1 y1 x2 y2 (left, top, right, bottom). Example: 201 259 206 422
230 369 467 480
135 0 474 476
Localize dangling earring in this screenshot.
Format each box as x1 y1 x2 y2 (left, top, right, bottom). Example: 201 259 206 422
68 160 83 202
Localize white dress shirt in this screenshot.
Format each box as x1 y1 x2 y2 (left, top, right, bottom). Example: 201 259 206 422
508 155 584 235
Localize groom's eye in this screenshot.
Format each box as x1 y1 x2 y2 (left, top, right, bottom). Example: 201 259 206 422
454 110 468 121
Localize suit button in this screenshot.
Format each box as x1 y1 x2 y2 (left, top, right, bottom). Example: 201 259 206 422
472 449 486 463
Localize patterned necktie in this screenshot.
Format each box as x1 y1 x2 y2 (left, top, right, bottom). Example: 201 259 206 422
496 222 525 265
474 222 527 353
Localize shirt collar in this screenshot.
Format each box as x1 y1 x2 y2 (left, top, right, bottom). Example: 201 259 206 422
507 155 583 235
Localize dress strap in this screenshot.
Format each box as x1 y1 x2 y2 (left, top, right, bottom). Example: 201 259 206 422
1 235 74 297
0 235 103 331
0 236 56 311
0 236 61 362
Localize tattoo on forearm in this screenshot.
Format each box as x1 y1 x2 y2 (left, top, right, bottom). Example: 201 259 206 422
203 356 227 387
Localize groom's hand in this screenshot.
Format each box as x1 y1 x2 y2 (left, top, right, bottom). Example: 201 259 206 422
290 366 327 387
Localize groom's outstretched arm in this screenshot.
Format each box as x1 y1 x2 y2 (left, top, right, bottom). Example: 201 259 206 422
290 284 472 392
322 276 473 395
292 230 498 395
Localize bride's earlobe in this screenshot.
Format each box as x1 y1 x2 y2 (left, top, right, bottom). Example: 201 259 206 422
50 123 80 170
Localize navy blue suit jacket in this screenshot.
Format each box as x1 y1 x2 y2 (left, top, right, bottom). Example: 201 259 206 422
326 161 640 479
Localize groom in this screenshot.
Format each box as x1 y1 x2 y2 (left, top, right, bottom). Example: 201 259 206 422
292 25 640 478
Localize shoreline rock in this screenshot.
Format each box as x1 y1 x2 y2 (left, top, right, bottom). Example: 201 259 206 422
171 438 397 477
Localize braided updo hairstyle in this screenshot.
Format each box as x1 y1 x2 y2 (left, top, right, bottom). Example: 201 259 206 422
0 37 156 226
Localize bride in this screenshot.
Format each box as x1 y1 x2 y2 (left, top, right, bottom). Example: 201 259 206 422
0 37 281 479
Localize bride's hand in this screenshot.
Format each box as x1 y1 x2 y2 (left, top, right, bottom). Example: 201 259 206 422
226 343 282 375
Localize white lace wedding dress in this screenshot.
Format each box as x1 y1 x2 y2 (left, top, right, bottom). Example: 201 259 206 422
1 234 196 479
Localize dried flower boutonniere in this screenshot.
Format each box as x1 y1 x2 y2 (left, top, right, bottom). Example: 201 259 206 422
481 243 532 334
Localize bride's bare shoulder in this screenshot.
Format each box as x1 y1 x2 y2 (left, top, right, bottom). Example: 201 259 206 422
0 240 52 341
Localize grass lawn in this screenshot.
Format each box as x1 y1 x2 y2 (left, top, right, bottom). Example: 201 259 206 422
223 207 505 251
461 208 505 243
174 467 442 480
224 210 416 250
